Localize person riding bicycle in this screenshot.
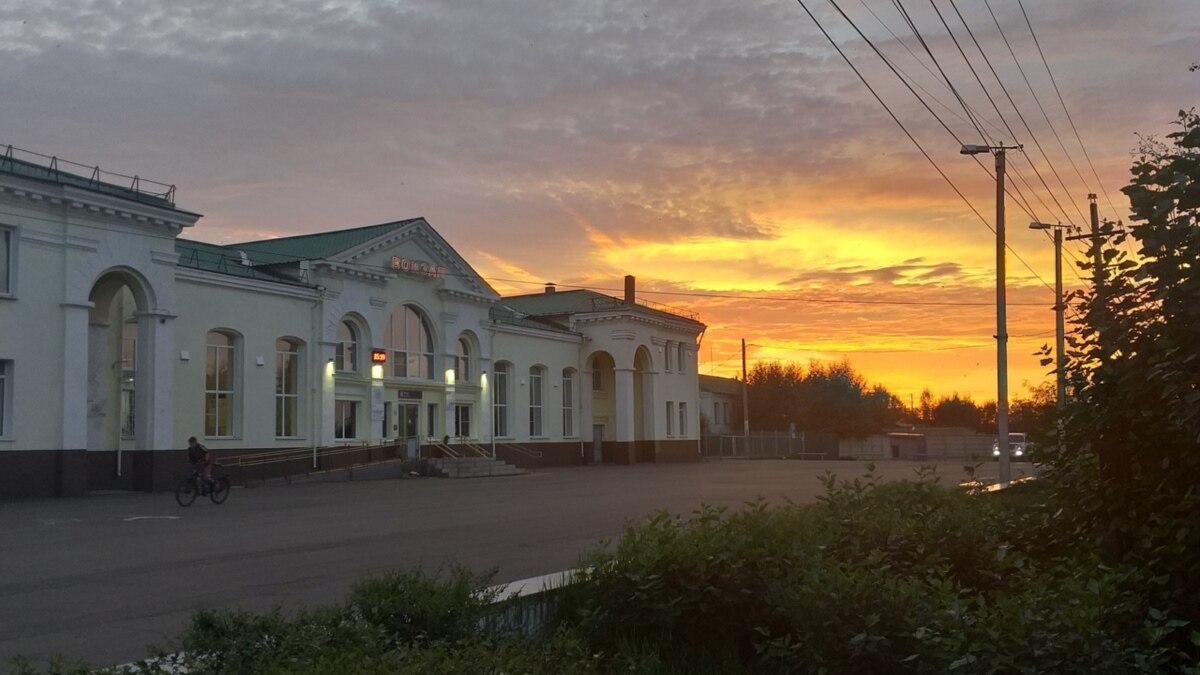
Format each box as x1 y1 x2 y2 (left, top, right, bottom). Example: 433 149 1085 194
186 436 215 491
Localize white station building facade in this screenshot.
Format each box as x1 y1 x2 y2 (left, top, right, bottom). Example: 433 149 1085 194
0 151 705 499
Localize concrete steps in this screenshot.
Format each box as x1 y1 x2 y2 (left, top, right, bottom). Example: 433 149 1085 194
426 456 526 478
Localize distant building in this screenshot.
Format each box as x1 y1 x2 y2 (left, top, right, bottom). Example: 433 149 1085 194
699 374 742 435
0 148 705 498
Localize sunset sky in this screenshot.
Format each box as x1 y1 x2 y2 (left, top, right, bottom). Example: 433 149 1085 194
3 0 1196 404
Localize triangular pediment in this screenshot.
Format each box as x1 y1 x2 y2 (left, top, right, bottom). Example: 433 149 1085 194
340 218 499 300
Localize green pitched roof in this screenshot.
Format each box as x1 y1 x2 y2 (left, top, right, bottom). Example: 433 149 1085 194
503 288 704 327
230 218 423 264
175 238 314 287
501 289 612 316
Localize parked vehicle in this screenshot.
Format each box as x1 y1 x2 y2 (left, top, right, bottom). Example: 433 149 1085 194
992 432 1028 458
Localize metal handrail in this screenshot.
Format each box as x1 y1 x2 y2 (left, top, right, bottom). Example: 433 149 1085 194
464 443 492 458
503 443 544 459
220 441 386 468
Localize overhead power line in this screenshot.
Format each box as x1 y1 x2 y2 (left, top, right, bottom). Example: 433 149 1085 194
1016 0 1125 226
800 0 1061 299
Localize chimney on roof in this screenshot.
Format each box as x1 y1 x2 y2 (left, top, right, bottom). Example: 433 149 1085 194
545 282 556 294
624 275 636 305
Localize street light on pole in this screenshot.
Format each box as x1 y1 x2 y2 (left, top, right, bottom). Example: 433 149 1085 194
1029 222 1068 443
961 142 1022 487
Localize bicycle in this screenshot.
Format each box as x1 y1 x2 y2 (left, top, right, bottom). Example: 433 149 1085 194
175 463 231 507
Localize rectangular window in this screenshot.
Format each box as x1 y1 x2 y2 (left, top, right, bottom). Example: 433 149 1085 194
205 334 236 437
455 404 471 438
0 360 9 437
120 327 136 439
334 400 358 440
0 228 11 295
680 402 688 436
427 403 437 438
529 368 544 436
666 401 675 436
664 341 673 371
714 401 721 426
592 368 602 392
494 367 509 437
275 342 300 437
677 343 686 374
562 371 575 437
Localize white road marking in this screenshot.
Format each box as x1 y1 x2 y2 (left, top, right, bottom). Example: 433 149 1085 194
122 516 182 522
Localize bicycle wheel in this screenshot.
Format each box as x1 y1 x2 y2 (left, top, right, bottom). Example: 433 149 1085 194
209 477 231 505
175 478 198 507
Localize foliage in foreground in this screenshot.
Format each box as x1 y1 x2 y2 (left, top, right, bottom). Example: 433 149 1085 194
562 471 1199 674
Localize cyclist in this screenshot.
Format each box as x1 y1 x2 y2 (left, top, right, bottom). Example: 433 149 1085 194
186 436 215 492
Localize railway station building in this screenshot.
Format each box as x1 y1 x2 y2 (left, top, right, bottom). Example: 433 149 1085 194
0 149 705 499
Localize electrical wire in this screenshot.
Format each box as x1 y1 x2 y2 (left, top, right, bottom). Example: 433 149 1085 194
1016 0 1124 223
810 0 1060 299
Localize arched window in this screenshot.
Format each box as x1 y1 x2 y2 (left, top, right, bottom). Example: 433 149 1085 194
592 356 603 391
529 366 545 437
275 338 302 438
335 320 358 373
454 336 471 383
493 362 510 437
205 330 238 437
385 305 434 379
562 368 576 438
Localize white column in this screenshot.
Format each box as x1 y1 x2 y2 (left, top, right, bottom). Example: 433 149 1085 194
135 309 176 450
318 341 337 447
581 368 594 441
614 367 635 442
62 302 93 450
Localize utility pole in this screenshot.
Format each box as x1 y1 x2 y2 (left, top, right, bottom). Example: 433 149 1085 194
741 338 750 438
1030 221 1067 448
1089 193 1102 292
962 142 1022 487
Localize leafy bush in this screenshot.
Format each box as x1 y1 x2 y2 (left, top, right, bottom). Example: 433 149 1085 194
562 469 1192 674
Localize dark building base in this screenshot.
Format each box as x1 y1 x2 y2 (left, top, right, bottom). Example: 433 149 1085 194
3 438 702 499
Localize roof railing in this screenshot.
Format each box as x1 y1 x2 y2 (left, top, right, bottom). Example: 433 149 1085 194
2 143 176 204
588 295 698 321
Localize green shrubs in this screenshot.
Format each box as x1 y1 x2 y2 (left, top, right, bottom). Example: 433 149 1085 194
128 567 601 675
561 470 1195 674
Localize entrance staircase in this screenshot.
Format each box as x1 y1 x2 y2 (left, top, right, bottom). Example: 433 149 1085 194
426 456 526 478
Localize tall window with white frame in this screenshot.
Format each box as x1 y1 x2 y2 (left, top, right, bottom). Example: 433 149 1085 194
529 366 544 436
120 321 136 439
205 331 237 437
666 401 675 436
592 358 603 392
680 402 688 436
664 341 673 371
455 404 471 438
386 305 434 379
0 359 9 437
562 369 575 437
275 338 301 438
334 400 357 440
0 227 11 295
335 321 358 373
454 337 471 383
494 363 509 437
677 342 686 374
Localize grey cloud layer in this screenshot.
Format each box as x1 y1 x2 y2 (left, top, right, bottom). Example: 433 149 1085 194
1 0 1195 273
